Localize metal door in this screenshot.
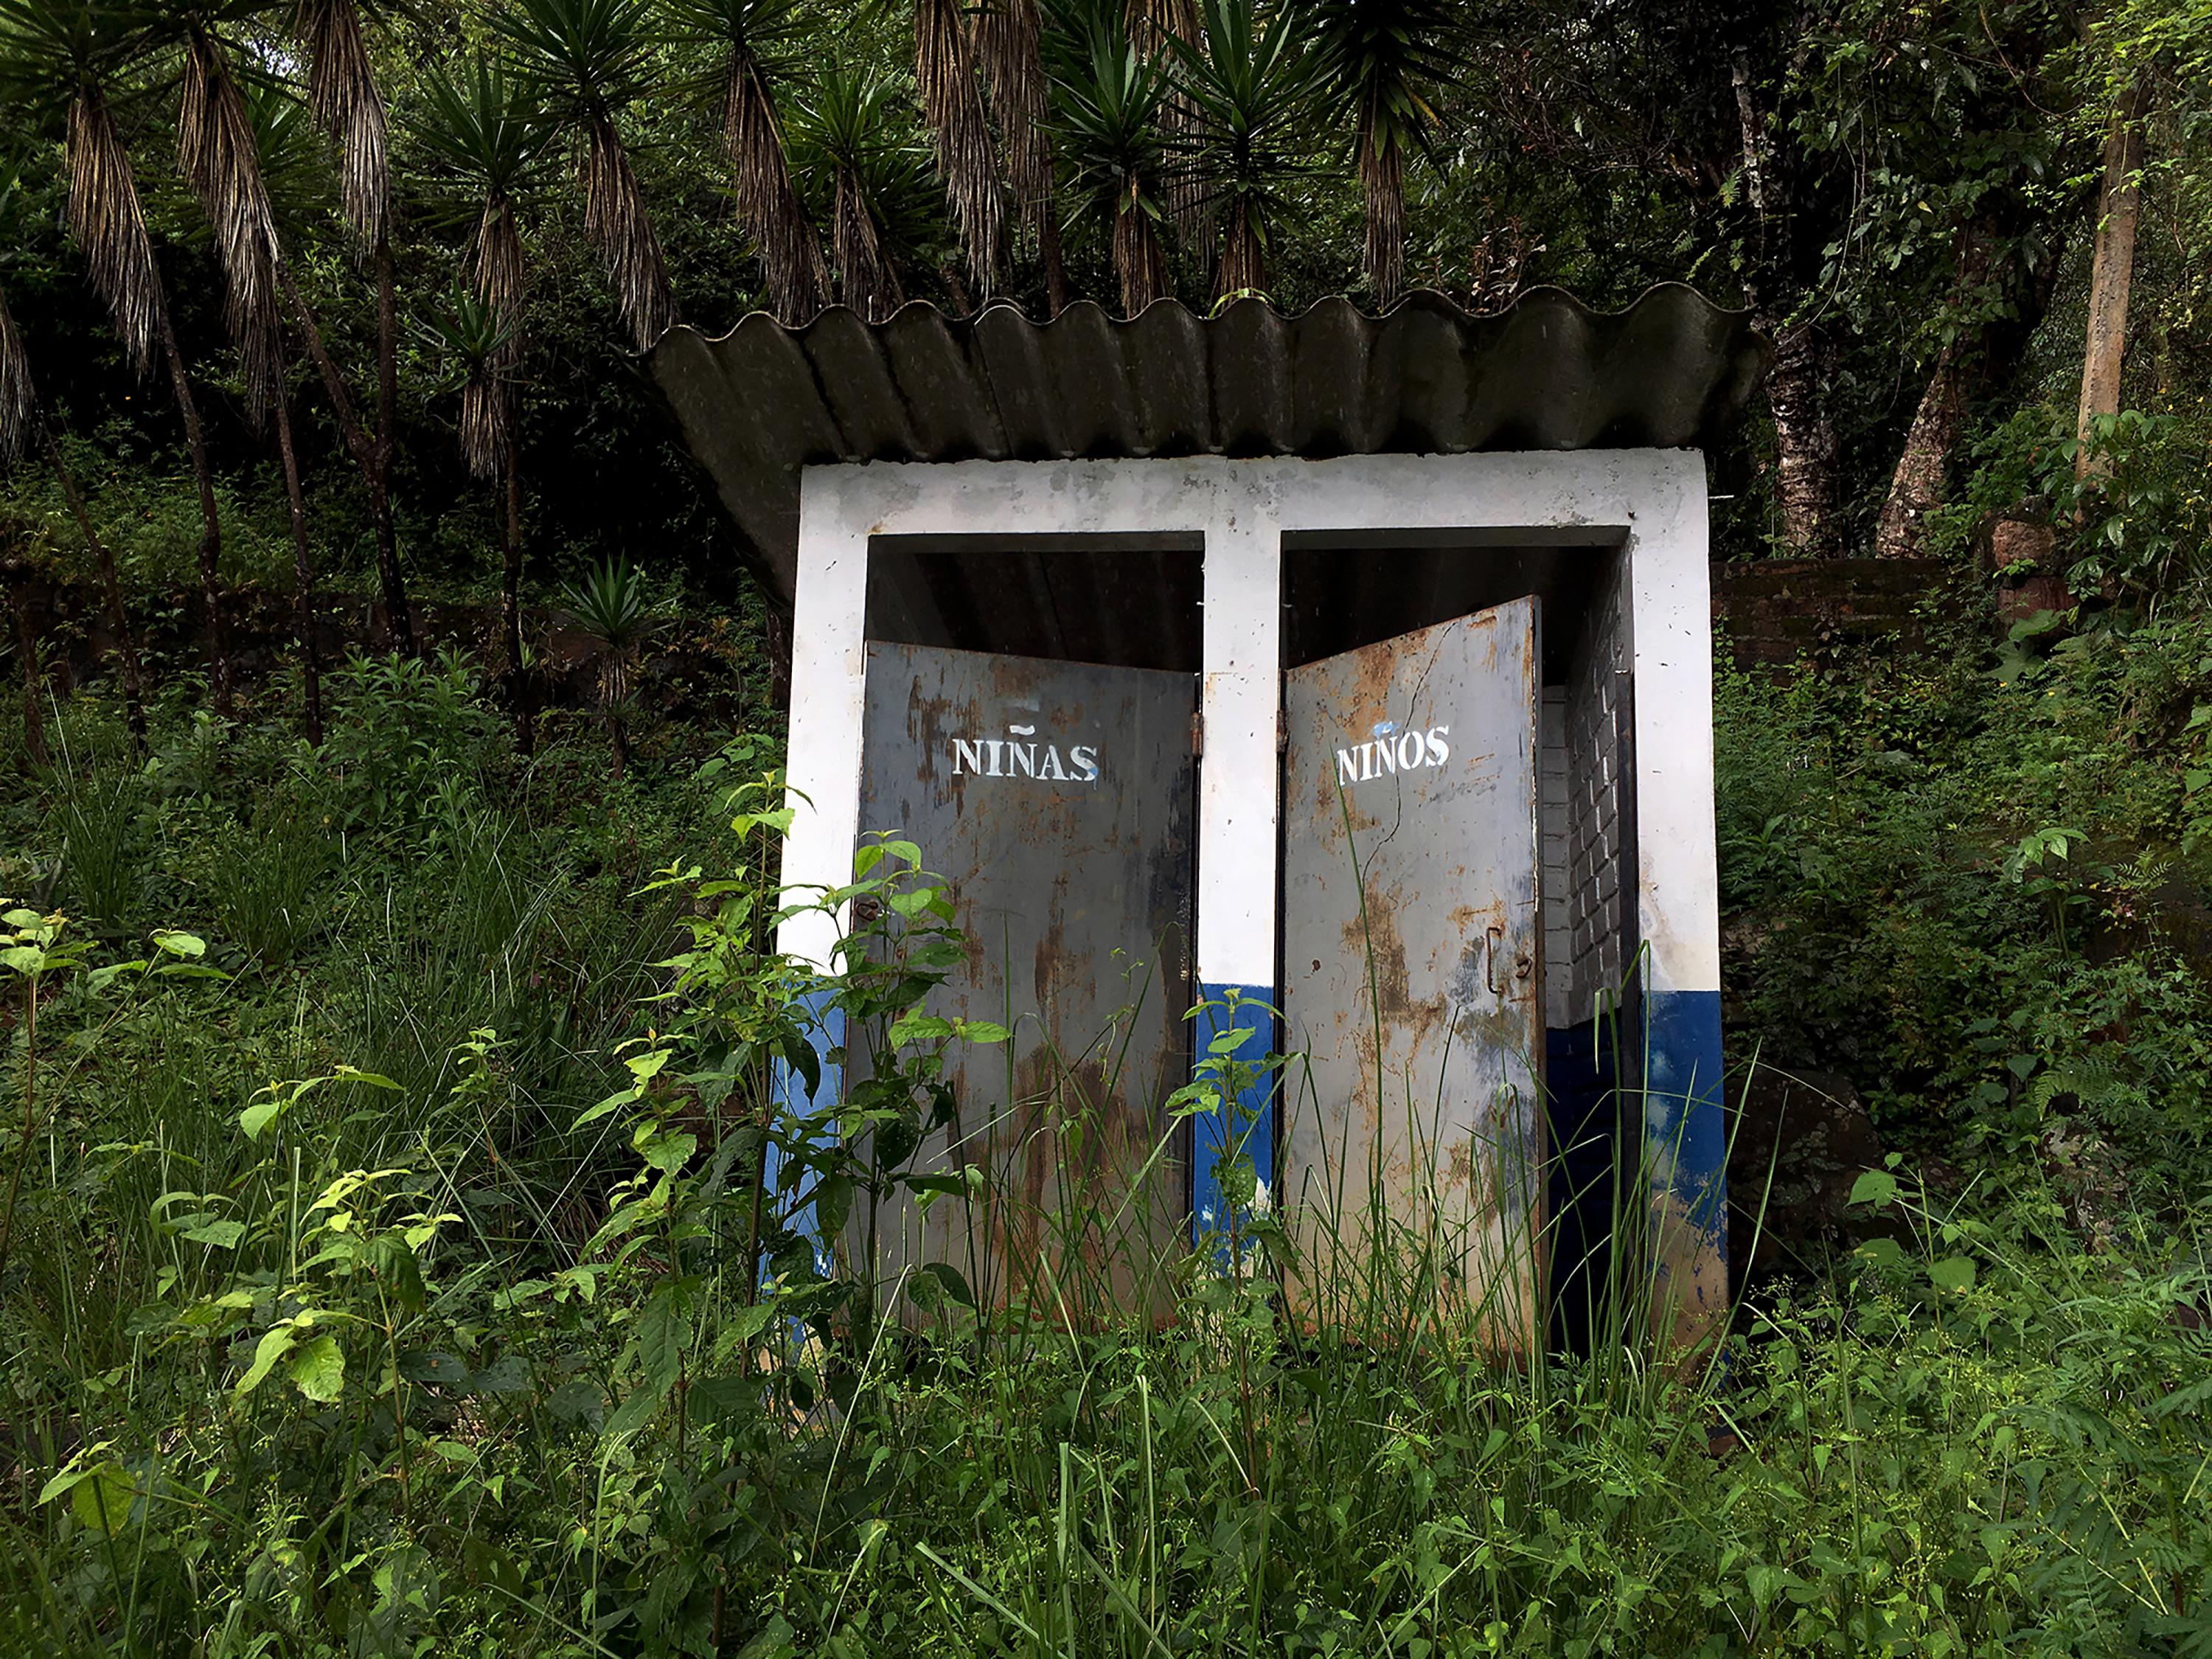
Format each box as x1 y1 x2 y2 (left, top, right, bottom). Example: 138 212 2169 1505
857 642 1196 1319
1281 597 1543 1349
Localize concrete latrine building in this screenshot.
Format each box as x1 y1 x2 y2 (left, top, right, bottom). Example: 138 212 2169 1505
653 287 1767 1351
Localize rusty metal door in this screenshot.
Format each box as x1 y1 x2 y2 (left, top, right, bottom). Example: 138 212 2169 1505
1281 597 1543 1349
856 642 1196 1319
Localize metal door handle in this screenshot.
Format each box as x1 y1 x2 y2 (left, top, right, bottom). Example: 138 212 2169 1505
1486 925 1506 995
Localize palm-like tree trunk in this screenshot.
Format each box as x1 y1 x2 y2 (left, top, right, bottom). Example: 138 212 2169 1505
1113 178 1168 315
1877 217 1993 560
271 376 324 745
503 418 532 757
832 170 901 321
917 0 1005 289
976 0 1064 310
1128 0 1208 257
60 85 232 709
371 234 412 654
1357 120 1404 306
1733 50 1837 555
153 294 234 712
582 114 677 348
723 49 827 320
1217 200 1262 299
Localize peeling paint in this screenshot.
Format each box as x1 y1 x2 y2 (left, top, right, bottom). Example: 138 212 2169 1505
1281 597 1544 1351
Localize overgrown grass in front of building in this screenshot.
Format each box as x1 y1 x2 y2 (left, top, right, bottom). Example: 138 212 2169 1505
2 647 2208 1656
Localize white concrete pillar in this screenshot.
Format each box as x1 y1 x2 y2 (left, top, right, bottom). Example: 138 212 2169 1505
1192 502 1283 1239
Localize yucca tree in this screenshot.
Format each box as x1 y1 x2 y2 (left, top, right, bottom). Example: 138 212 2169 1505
1166 0 1326 300
242 83 335 743
412 55 553 748
787 67 919 321
142 0 420 684
914 0 1003 294
666 0 826 321
495 0 675 349
422 292 532 748
1124 0 1205 254
562 555 653 777
291 0 415 655
413 55 554 339
975 0 1065 310
1043 0 1171 315
151 6 324 735
0 160 147 740
0 0 234 710
1312 0 1456 306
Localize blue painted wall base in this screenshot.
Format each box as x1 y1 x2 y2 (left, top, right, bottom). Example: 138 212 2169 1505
764 987 846 1273
1189 984 1277 1254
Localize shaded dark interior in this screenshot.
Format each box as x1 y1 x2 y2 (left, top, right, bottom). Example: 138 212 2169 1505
867 534 1204 672
1281 536 1624 681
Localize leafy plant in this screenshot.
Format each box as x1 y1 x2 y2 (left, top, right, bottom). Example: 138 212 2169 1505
562 554 657 779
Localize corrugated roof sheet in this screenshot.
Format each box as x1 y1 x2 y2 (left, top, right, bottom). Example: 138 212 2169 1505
650 285 1768 603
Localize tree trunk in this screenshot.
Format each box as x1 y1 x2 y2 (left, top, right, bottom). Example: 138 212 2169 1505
372 232 415 655
153 294 232 713
2077 77 2150 479
7 563 46 767
272 383 324 746
1732 51 1840 556
1039 211 1068 318
1215 201 1264 302
275 257 411 655
41 422 145 742
1767 323 1840 557
1875 348 1970 561
503 424 533 757
765 602 792 716
1876 219 1994 559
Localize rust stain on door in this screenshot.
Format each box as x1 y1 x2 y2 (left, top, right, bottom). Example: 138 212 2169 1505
1281 598 1544 1352
857 642 1196 1323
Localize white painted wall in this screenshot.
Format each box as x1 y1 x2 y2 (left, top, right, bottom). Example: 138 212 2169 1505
778 451 1717 1006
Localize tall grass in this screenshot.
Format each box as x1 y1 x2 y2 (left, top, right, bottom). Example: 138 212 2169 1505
1 689 2207 1655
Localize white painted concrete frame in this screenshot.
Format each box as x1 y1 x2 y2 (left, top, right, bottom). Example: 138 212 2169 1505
776 452 1726 1335
781 453 1714 992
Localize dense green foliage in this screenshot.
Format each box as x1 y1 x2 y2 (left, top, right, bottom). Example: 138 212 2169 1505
0 630 2205 1655
4 0 2212 1652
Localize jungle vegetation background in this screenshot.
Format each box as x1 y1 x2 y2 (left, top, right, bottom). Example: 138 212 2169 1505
2 0 2211 1654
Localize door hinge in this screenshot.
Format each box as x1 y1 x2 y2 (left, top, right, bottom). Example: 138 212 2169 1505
1276 706 1287 754
1190 710 1203 759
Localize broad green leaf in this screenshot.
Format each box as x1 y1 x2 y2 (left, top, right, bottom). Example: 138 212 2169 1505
182 1219 246 1250
918 1261 975 1308
235 1326 299 1398
287 1335 346 1402
814 1173 852 1239
639 1290 692 1398
1854 1236 1907 1272
72 1463 136 1534
239 1100 284 1141
151 930 207 959
1847 1170 1898 1209
603 1382 662 1441
1928 1257 1977 1295
334 1067 401 1091
889 1012 953 1044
